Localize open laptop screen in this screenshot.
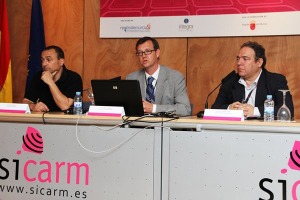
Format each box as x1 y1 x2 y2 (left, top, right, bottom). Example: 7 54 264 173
91 80 144 116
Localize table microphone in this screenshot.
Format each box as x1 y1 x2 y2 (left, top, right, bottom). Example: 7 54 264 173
197 70 236 118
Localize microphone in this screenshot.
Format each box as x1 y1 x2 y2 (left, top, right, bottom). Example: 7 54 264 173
197 70 236 118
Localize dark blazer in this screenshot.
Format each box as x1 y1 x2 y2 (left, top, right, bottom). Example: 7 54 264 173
126 65 191 116
211 69 294 117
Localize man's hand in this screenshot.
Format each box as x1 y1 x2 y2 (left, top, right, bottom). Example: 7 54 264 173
41 71 56 85
229 101 254 117
240 103 254 117
142 100 153 113
30 102 49 112
229 101 243 110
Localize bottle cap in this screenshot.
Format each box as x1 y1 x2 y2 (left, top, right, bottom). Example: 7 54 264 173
76 91 81 95
267 95 272 99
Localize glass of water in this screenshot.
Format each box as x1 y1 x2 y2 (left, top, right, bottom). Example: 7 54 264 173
277 90 291 122
87 87 95 105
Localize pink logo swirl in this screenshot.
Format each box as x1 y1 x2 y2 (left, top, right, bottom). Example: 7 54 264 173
22 126 43 154
288 141 300 171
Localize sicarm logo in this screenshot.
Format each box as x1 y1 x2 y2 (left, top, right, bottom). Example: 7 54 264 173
0 126 90 199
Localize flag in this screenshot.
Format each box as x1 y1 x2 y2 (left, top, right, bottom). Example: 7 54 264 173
25 0 45 93
0 0 12 102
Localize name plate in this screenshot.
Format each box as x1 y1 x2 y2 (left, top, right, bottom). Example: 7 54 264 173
203 109 244 121
0 103 31 114
87 106 125 117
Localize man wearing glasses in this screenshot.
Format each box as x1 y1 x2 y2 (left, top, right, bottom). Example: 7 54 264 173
126 36 191 116
212 41 294 118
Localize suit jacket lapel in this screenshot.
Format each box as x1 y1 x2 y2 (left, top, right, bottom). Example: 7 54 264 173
155 66 167 104
137 71 146 99
232 81 244 102
255 70 267 106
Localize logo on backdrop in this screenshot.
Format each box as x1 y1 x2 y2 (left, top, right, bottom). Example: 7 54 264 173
259 140 300 200
120 23 151 33
179 18 193 31
288 141 300 170
0 126 89 198
250 20 256 30
22 126 43 154
16 126 89 185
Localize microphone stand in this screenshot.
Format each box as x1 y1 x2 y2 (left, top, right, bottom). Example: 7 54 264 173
197 70 236 118
197 83 221 118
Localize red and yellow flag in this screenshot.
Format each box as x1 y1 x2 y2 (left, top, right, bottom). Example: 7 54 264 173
0 0 12 102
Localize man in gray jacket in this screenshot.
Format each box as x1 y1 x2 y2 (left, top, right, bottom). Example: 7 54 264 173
126 37 191 116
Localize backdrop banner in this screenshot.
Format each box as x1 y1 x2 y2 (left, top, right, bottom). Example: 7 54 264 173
100 0 300 38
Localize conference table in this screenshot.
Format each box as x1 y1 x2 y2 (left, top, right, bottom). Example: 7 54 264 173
1 112 299 200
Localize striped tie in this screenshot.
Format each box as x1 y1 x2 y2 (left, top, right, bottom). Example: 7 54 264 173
146 76 155 103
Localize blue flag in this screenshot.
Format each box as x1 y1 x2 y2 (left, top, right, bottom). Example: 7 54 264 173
25 0 45 93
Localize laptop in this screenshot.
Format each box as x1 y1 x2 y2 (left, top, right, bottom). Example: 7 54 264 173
91 80 144 116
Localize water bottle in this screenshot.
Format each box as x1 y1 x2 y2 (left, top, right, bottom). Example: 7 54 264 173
264 95 274 122
73 91 82 115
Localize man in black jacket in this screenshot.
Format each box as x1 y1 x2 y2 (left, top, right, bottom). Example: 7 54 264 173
211 41 294 118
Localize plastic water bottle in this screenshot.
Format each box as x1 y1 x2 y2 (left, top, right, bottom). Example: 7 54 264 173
73 91 82 115
264 95 274 122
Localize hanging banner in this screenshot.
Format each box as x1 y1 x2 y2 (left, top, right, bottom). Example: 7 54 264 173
100 0 300 38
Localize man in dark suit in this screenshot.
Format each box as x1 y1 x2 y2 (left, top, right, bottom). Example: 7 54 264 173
212 41 294 118
126 37 191 116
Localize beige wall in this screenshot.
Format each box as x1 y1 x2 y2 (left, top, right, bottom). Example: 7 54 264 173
7 0 300 117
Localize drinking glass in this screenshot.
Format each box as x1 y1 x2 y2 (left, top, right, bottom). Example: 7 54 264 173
87 87 95 105
277 90 291 122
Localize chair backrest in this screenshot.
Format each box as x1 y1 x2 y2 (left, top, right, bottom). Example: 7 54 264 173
190 103 194 116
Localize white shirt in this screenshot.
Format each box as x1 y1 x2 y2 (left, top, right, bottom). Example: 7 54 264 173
145 65 160 113
238 70 262 116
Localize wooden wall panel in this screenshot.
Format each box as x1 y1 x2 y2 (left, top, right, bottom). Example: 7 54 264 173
7 0 300 118
42 0 84 77
7 0 31 103
187 37 238 114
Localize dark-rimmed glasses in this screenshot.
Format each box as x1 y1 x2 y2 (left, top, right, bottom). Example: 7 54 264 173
136 49 155 56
